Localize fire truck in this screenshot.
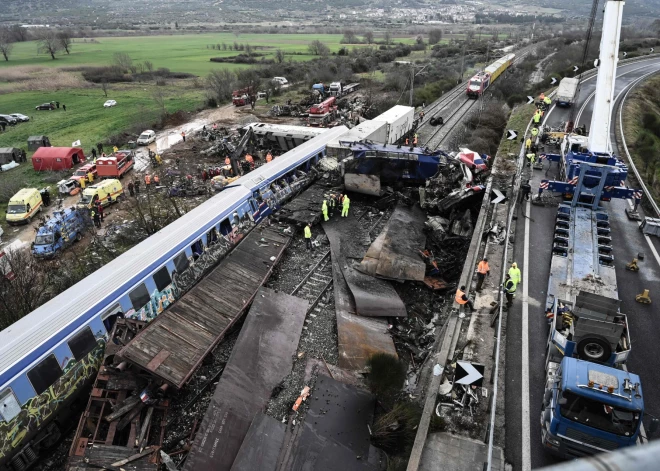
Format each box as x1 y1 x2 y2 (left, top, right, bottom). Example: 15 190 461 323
308 97 338 127
232 87 256 107
96 150 135 179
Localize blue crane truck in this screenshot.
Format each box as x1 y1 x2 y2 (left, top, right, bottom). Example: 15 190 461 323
31 207 87 258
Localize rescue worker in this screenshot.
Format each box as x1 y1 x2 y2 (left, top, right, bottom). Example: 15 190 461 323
322 199 329 222
266 152 273 163
531 127 539 138
245 154 254 170
413 133 418 146
153 174 160 185
526 152 536 167
526 137 532 151
134 179 141 195
92 209 101 228
97 142 103 154
91 148 97 159
509 262 521 291
539 93 545 102
128 181 135 197
341 194 350 217
329 193 336 217
113 146 118 153
504 274 516 309
181 131 186 142
521 179 532 201
405 137 409 146
533 111 541 125
476 258 490 292
544 95 552 107
145 174 152 188
225 156 231 167
455 285 476 312
304 223 313 251
96 202 104 222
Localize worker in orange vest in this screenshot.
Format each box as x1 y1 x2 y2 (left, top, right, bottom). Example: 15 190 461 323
405 137 409 146
413 133 418 146
181 131 186 142
266 152 273 163
476 258 490 292
455 285 475 312
153 174 160 185
144 174 151 186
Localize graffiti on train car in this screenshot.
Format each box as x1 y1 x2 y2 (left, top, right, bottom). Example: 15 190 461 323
125 283 179 322
0 338 105 462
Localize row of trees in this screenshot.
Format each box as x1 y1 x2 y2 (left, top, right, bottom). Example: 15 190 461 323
0 27 73 61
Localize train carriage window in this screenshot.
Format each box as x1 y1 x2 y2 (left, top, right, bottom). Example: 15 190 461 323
219 218 232 236
173 252 189 273
153 266 172 292
0 388 21 422
68 327 97 361
129 283 150 311
27 354 63 395
101 304 123 332
190 239 204 258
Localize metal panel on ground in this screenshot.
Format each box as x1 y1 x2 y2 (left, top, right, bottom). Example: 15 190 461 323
229 413 286 471
184 287 308 471
360 204 426 281
284 374 381 471
331 247 397 371
323 215 406 317
117 225 292 388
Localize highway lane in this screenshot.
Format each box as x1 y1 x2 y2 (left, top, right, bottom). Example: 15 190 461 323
504 56 660 471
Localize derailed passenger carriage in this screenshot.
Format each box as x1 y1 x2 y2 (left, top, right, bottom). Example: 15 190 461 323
0 126 348 471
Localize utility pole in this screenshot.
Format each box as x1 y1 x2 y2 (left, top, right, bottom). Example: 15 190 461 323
460 43 466 83
409 63 429 107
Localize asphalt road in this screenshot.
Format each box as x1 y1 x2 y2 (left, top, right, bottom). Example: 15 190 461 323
504 56 660 471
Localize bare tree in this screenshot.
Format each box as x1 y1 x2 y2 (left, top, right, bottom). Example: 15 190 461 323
0 28 14 61
384 30 392 46
206 69 236 103
245 43 253 57
57 30 73 54
37 30 61 60
143 60 154 72
364 31 374 44
113 51 133 70
152 89 168 116
341 29 358 44
275 48 285 63
10 25 29 42
308 39 330 56
101 79 109 97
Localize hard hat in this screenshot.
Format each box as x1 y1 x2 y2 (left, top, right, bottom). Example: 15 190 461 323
512 262 517 268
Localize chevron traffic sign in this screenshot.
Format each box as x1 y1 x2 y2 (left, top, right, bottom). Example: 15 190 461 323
527 96 534 104
573 65 579 72
455 361 485 387
492 188 506 205
550 77 557 85
623 51 627 57
507 130 518 141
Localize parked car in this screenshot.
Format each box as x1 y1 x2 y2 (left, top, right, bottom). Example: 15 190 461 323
272 77 288 86
104 100 117 108
35 103 55 111
136 130 156 145
0 115 17 126
10 113 29 122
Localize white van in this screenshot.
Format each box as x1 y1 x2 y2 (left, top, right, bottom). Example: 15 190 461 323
137 130 156 145
272 77 288 86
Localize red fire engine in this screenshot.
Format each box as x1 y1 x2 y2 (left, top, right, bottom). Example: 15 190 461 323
308 97 338 127
232 87 256 107
96 150 135 179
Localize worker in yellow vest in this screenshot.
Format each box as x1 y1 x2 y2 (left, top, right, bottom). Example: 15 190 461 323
509 262 521 291
531 127 539 138
304 223 313 251
322 200 329 222
341 195 350 217
526 138 532 151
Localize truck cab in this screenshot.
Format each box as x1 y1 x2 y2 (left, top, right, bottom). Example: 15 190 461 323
71 163 97 184
541 357 643 459
6 188 43 225
31 208 86 258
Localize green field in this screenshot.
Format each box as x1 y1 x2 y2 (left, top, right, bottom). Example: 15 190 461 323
0 33 415 77
0 83 203 150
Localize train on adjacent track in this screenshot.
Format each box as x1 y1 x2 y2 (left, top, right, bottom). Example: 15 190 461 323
466 53 515 98
0 126 348 471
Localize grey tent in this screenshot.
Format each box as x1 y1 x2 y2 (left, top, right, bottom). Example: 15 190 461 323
0 148 26 165
27 135 51 151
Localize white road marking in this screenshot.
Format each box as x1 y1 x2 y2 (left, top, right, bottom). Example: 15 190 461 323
522 198 532 471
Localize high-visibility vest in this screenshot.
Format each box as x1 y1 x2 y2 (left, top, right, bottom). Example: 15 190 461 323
145 175 151 184
526 138 532 149
544 97 552 105
304 226 311 238
504 279 516 293
455 289 468 305
477 261 489 274
531 128 539 136
533 114 541 123
343 196 350 208
509 267 521 284
322 201 328 212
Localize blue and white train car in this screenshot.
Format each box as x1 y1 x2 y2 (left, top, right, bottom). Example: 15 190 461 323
0 125 348 471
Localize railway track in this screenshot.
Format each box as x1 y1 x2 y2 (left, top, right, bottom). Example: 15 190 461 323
418 44 541 151
290 250 333 312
